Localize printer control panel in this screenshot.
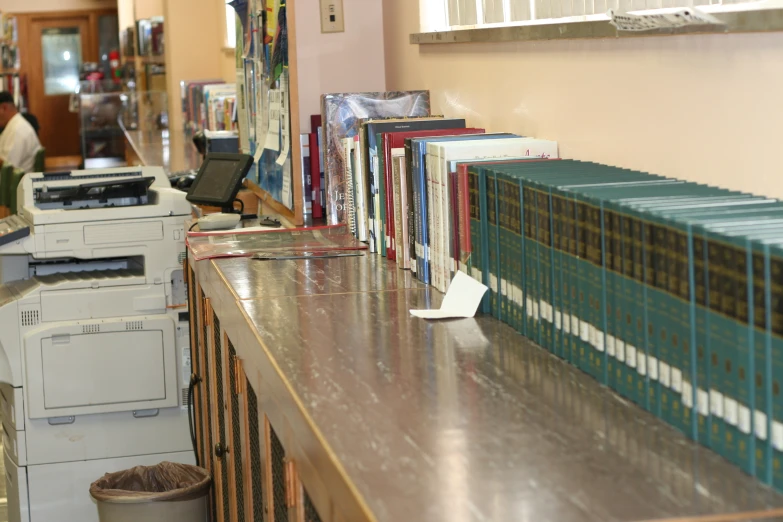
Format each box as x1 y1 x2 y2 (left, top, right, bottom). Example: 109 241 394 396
0 215 30 247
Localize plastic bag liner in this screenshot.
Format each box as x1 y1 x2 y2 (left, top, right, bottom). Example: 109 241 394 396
90 462 211 504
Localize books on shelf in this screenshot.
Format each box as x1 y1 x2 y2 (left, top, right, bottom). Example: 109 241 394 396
181 80 235 133
320 91 431 226
317 95 783 494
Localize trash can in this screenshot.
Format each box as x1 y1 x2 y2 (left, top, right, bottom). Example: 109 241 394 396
89 461 211 522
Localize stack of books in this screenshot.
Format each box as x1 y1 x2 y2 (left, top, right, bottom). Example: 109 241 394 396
463 158 783 490
319 93 783 491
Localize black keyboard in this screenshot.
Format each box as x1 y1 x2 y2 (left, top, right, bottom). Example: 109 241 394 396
0 215 30 247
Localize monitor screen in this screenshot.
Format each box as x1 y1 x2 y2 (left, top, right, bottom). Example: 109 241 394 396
186 153 254 208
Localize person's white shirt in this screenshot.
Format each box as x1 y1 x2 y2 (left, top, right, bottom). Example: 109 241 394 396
0 112 41 173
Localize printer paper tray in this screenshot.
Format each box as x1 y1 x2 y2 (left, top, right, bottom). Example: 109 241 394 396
24 315 178 419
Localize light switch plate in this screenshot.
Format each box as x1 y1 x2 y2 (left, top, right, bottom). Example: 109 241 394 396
320 0 345 33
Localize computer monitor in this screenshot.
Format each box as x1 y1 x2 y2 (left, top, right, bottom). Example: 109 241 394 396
186 153 254 212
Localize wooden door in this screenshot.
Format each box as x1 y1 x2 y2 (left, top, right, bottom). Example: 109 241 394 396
27 15 90 158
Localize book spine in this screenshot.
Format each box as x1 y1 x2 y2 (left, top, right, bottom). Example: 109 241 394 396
605 208 618 392
399 154 410 270
631 217 649 411
355 136 367 242
457 166 469 275
477 167 490 314
767 252 783 490
736 242 755 473
535 190 547 350
718 242 740 468
468 166 482 286
575 199 588 373
450 171 460 284
376 145 386 257
393 153 405 268
404 142 417 274
524 186 536 339
754 247 771 482
565 198 577 364
550 191 561 358
447 168 458 288
499 176 509 325
665 226 683 433
487 172 499 318
597 203 609 385
383 135 396 262
418 144 430 284
517 178 527 337
694 234 710 443
309 133 322 219
585 203 598 377
510 178 523 335
644 222 661 418
707 238 726 456
412 145 423 280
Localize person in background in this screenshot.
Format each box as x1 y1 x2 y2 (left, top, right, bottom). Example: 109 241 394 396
0 91 41 172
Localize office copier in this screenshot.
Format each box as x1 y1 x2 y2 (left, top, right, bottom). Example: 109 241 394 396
0 167 193 522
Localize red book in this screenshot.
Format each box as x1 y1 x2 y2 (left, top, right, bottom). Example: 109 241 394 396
309 132 322 218
381 128 485 270
310 114 321 132
455 158 558 272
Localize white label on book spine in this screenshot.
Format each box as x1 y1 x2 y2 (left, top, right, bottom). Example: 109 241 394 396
501 279 508 296
416 243 422 258
526 298 534 317
539 300 547 322
580 322 589 342
451 259 456 272
606 335 616 357
738 405 751 434
755 411 768 440
616 340 625 362
671 368 682 393
555 310 562 330
773 422 783 451
595 333 605 352
682 381 693 408
724 397 739 426
588 325 596 347
533 302 539 320
710 390 724 418
659 362 671 388
563 314 571 334
626 345 637 368
489 275 498 292
515 286 523 306
411 263 417 274
460 264 468 275
637 351 646 376
572 315 580 334
471 267 480 280
698 389 709 416
648 356 659 381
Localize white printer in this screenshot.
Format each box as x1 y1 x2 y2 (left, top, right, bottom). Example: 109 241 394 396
0 167 193 522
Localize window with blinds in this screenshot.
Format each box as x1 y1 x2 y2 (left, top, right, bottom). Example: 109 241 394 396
440 0 755 28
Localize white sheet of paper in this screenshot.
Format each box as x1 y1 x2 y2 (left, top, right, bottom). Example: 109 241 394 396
410 271 489 319
264 90 282 152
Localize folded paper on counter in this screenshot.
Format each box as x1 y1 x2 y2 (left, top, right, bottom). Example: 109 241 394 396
410 271 489 320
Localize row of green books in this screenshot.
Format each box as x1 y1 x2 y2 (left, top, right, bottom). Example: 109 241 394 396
462 158 783 489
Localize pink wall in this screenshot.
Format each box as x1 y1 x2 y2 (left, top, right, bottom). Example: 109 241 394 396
3 0 116 12
294 0 387 131
383 0 783 198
